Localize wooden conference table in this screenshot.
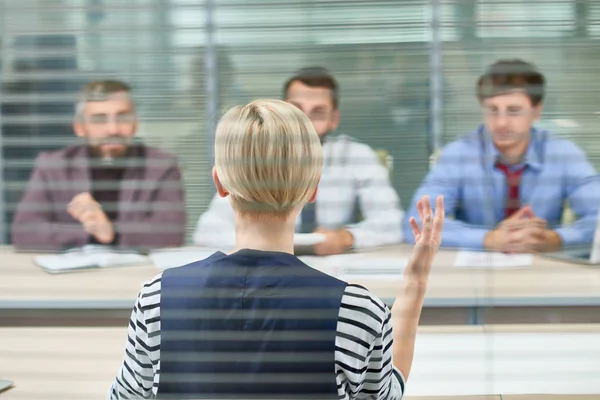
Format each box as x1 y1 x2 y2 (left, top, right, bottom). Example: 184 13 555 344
0 324 598 399
1 245 600 326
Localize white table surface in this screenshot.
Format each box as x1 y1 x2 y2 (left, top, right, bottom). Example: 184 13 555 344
1 325 598 399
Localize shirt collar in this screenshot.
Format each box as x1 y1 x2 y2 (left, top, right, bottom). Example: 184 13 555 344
482 125 543 172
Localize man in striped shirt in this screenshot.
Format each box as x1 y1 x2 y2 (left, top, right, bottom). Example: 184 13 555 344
109 99 444 399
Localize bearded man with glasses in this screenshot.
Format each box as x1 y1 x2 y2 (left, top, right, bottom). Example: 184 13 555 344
12 80 186 251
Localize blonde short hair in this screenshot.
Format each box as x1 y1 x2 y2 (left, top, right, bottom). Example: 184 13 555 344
215 99 322 219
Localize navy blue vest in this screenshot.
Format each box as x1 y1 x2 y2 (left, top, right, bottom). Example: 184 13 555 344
158 249 348 399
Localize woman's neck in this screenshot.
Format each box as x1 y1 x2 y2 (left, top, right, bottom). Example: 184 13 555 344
232 217 296 255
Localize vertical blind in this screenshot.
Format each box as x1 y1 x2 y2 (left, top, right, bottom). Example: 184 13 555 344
0 0 599 244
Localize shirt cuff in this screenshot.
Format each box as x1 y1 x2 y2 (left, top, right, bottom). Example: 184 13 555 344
110 222 120 246
111 232 120 246
554 226 585 248
441 227 488 250
345 224 403 250
345 226 377 249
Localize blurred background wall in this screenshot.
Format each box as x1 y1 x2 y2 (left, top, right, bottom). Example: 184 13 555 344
0 0 598 244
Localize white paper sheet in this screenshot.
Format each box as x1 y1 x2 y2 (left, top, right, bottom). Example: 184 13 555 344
34 245 150 273
454 251 533 269
337 255 406 280
293 233 326 246
300 254 406 281
149 247 221 269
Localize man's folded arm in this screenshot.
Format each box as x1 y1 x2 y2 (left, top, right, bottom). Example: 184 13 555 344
12 154 88 250
346 145 404 249
402 145 489 250
555 143 600 247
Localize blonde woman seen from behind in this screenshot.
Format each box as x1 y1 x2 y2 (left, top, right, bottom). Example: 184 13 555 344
109 99 444 400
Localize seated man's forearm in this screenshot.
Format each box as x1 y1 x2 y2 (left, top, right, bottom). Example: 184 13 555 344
12 220 87 250
115 218 186 248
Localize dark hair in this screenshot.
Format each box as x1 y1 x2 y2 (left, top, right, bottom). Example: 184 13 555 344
476 59 545 106
283 66 339 109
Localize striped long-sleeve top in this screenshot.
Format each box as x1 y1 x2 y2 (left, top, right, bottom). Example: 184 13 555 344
108 274 405 399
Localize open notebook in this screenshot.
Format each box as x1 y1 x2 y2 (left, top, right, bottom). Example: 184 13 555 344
0 380 13 393
34 245 150 274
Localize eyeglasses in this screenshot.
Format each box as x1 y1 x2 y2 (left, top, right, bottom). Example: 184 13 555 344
305 111 331 122
86 112 136 125
483 108 533 119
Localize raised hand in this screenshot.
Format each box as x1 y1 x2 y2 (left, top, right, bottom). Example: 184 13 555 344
407 195 444 277
390 195 444 381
